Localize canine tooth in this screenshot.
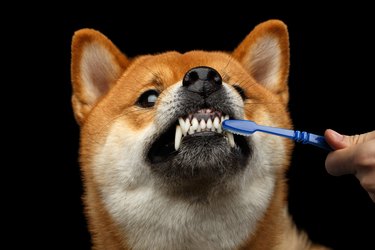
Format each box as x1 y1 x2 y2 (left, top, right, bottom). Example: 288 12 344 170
200 119 206 130
221 116 224 123
206 118 213 129
224 115 229 120
175 125 182 150
226 132 235 148
191 118 199 130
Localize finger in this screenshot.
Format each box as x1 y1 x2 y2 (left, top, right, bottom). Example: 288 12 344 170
324 129 375 150
355 144 375 193
345 130 375 146
325 147 357 176
363 130 375 141
324 129 348 150
356 164 375 193
326 139 375 176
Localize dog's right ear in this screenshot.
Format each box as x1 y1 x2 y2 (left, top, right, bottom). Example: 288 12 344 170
71 29 129 125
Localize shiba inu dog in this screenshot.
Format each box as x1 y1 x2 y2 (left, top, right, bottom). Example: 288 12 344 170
71 19 330 250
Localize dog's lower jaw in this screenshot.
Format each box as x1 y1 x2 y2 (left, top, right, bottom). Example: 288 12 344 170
148 133 251 186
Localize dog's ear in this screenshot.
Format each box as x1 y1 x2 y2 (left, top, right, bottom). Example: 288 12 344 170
71 29 129 125
233 20 290 103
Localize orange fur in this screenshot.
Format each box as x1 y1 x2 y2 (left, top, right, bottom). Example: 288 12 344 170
71 20 330 249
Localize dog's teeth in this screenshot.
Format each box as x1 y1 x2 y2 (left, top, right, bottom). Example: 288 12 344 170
178 117 185 128
177 113 227 137
200 119 206 130
191 118 199 130
226 132 235 148
197 124 202 132
206 118 213 129
175 125 183 150
188 126 195 135
179 118 187 136
215 116 223 133
213 117 220 129
216 120 222 133
184 118 191 134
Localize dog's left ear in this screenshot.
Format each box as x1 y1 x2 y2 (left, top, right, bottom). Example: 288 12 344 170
233 20 290 103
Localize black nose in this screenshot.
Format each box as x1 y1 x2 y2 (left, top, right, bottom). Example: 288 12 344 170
182 66 222 97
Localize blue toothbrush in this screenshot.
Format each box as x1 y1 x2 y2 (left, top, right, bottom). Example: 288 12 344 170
222 120 332 151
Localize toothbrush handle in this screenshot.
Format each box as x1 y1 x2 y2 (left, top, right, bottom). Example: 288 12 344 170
257 126 332 151
294 131 332 151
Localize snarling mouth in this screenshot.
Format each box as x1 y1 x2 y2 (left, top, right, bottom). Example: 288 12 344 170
175 109 234 150
148 108 249 165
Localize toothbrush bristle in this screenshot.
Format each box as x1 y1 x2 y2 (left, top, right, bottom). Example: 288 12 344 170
221 120 255 137
222 127 251 136
232 131 250 136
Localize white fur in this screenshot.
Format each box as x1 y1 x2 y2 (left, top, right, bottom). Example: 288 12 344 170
92 82 287 249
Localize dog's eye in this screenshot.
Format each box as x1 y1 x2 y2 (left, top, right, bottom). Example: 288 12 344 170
233 85 246 100
137 90 159 108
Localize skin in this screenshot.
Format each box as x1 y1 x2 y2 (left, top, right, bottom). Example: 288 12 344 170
325 129 375 202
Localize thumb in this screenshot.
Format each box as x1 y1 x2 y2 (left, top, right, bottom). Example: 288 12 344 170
324 129 375 150
324 130 375 176
324 129 349 150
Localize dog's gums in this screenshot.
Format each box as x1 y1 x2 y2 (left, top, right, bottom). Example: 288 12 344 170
175 109 234 150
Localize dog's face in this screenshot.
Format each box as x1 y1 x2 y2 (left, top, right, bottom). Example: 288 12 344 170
71 19 296 249
126 55 251 182
71 21 294 247
72 20 292 194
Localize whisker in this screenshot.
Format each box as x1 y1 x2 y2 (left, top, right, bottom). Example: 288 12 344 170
220 56 236 81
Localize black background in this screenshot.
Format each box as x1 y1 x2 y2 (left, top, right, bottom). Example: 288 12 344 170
18 4 374 250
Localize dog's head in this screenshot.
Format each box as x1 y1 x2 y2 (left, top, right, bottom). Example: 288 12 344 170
71 19 292 196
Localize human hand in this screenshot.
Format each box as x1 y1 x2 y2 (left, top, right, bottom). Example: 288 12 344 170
325 129 375 202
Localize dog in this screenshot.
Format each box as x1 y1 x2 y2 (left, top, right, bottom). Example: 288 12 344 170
70 19 330 250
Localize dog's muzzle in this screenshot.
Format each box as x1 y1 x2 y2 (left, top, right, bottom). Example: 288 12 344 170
147 66 251 181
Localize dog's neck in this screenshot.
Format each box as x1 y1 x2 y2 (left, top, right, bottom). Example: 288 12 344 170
93 171 280 250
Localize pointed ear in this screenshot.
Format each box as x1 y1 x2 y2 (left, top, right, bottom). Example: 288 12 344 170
71 28 129 125
233 20 290 103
